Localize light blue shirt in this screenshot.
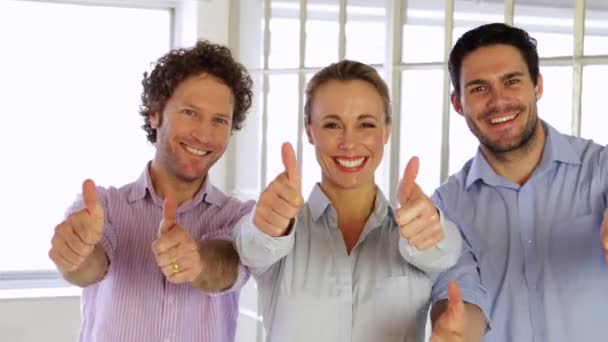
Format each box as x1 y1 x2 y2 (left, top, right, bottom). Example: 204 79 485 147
235 185 489 342
433 122 608 342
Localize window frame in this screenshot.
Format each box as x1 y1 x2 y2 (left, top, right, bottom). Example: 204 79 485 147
0 0 187 294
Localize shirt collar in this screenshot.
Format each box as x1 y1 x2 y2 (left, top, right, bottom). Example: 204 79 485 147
464 121 582 190
128 163 223 208
308 183 391 227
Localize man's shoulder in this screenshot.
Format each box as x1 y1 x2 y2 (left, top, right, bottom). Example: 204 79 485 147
64 179 137 217
206 184 255 213
435 159 474 196
96 180 140 202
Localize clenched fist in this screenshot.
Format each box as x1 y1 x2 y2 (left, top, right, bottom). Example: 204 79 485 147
49 179 104 274
254 142 304 237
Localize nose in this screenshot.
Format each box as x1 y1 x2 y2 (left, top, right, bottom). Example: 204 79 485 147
338 128 356 150
487 86 511 108
191 119 213 144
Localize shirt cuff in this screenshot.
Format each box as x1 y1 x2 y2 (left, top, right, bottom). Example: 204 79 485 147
246 213 296 251
234 211 296 270
398 208 463 274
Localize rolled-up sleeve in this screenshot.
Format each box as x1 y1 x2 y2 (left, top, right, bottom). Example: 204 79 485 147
430 191 491 330
233 211 296 277
398 209 463 274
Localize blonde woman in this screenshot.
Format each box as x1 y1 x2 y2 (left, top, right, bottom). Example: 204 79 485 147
234 60 488 342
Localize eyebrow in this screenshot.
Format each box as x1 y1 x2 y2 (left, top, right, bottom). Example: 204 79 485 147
321 114 378 121
464 71 526 89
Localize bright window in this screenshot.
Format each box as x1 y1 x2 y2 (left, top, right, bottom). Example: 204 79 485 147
0 0 170 272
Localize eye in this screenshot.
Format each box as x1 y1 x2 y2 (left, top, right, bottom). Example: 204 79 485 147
506 78 521 86
214 117 230 125
182 109 196 116
361 122 376 128
323 122 339 129
470 85 486 94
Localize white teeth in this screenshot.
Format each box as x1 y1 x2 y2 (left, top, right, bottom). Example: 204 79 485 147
491 114 517 124
185 145 210 156
336 157 365 168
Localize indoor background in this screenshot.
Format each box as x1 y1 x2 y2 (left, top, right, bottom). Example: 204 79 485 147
1 0 606 341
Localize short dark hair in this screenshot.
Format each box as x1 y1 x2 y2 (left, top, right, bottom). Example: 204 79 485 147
304 60 391 125
449 23 539 96
139 40 253 143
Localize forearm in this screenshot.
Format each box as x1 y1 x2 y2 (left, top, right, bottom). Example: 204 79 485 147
62 244 108 287
190 240 240 293
431 300 486 342
233 213 295 270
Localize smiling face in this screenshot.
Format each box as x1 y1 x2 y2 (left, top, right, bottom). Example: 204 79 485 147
451 44 543 155
150 73 234 183
305 79 390 192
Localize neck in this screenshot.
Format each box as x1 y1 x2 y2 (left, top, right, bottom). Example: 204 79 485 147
319 179 377 226
149 160 206 206
481 122 546 185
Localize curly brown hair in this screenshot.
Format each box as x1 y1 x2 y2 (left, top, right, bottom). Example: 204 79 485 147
139 40 253 143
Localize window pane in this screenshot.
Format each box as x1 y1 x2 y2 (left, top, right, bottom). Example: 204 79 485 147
0 1 170 271
270 1 300 69
538 66 572 135
266 74 299 182
453 0 503 45
514 2 574 57
584 4 608 55
403 0 445 63
449 108 479 175
581 65 608 145
234 73 264 196
239 0 265 69
400 69 443 194
346 1 386 65
306 2 339 68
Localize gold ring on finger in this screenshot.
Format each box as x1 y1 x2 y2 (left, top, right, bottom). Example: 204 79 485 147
171 262 180 275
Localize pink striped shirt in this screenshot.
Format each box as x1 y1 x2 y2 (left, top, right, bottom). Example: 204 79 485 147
68 166 254 342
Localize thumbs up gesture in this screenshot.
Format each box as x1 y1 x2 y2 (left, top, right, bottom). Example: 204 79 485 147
430 282 467 342
395 157 444 250
49 179 104 274
601 209 608 262
152 198 204 284
253 142 304 237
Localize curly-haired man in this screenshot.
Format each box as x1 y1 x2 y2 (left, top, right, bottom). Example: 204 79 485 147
48 40 255 342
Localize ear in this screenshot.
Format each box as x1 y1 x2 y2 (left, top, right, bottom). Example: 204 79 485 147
305 122 314 144
150 111 161 129
534 73 544 101
451 91 464 116
383 121 391 145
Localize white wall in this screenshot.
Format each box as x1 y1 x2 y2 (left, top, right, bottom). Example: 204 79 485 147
0 1 260 342
0 296 80 342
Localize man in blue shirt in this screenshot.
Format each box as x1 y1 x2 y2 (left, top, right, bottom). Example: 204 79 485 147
433 22 608 341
